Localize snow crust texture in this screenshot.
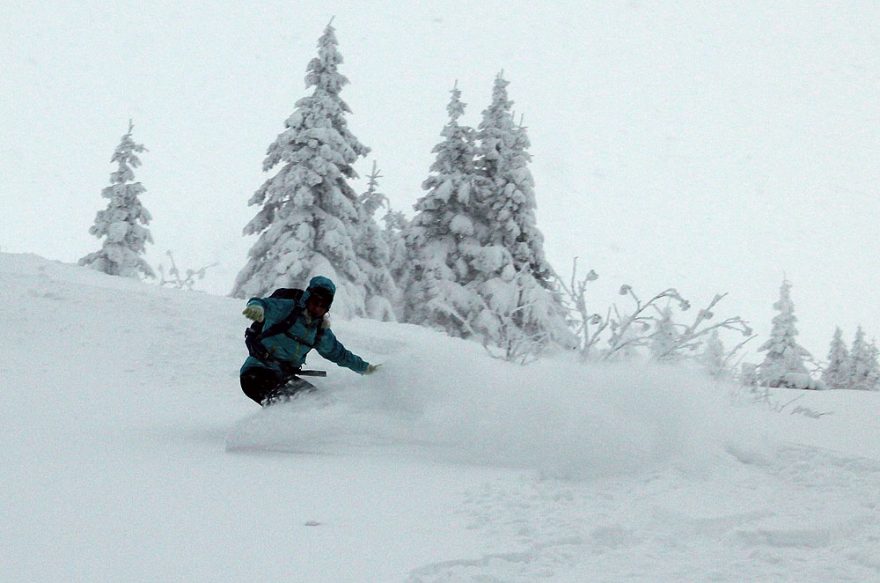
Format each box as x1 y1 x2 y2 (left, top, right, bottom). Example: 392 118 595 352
4 253 880 582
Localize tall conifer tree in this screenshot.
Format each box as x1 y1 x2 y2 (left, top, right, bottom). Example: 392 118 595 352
232 22 371 318
404 83 488 337
472 73 573 351
476 74 552 282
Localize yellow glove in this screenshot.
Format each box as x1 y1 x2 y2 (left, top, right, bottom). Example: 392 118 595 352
365 363 382 375
242 304 264 323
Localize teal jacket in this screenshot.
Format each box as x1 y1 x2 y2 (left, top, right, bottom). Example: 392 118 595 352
240 294 369 376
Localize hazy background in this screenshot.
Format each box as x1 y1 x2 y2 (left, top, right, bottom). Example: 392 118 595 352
2 1 878 359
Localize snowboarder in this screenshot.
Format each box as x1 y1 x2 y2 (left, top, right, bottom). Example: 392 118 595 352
239 276 379 406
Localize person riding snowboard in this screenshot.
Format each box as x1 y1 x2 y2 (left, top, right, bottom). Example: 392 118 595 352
239 275 378 406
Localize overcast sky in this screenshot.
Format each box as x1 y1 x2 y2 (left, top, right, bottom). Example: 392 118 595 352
2 1 879 359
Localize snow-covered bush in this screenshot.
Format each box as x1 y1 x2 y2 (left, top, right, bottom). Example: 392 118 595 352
604 286 753 365
555 257 606 361
157 251 217 291
555 259 752 371
782 372 825 390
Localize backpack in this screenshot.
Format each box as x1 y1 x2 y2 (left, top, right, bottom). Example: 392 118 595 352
244 288 325 368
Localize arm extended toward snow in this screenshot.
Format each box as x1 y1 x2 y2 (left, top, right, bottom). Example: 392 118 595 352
315 327 371 374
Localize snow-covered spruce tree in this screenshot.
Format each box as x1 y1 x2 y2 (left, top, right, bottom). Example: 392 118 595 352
231 22 371 318
471 73 573 352
403 83 489 338
79 121 155 279
381 206 409 304
758 280 812 388
356 162 399 321
821 327 850 390
848 326 880 390
476 73 553 281
649 305 680 362
868 340 880 391
699 329 728 379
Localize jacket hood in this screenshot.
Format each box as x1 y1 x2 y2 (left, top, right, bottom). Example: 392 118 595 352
307 276 336 296
305 276 336 309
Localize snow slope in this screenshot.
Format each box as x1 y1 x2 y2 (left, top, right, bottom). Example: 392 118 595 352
2 253 879 582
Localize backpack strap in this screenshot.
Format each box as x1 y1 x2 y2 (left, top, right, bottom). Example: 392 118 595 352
258 305 301 340
244 288 325 361
254 288 305 339
281 324 325 350
269 288 304 300
245 289 304 364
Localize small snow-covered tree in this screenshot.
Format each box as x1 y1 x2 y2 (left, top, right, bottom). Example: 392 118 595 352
605 286 685 361
381 206 409 303
741 362 759 388
821 327 850 390
79 121 155 279
868 341 880 391
758 280 812 387
356 162 399 321
868 340 880 391
848 326 879 390
359 161 388 216
231 22 371 318
649 304 680 362
699 330 728 379
404 82 488 338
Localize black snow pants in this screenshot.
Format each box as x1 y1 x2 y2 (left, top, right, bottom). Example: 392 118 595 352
240 367 315 406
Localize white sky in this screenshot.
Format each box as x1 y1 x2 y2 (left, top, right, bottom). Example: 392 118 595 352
2 1 878 359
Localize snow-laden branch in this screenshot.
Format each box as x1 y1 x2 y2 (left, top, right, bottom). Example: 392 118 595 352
604 286 689 360
554 257 606 361
652 292 754 361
